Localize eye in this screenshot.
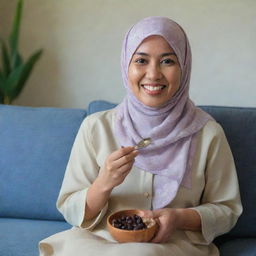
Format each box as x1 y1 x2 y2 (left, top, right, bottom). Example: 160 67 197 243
161 58 175 65
134 58 148 64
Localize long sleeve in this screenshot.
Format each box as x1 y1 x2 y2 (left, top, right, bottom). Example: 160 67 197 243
185 122 243 244
56 115 108 229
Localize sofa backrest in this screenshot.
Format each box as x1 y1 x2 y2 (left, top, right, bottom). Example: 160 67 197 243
88 100 256 238
200 106 256 238
1 100 255 237
0 104 87 221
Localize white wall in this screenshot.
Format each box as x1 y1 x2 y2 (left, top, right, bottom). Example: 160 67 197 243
1 0 255 108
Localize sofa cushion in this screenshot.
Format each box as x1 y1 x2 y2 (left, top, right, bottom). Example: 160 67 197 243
0 218 70 256
88 101 256 237
218 238 256 256
0 105 86 220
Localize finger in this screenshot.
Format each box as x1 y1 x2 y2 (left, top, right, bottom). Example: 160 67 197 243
113 150 138 169
110 146 136 161
113 162 135 184
140 210 154 218
141 210 162 220
118 159 135 172
150 224 167 243
119 167 132 179
104 152 137 177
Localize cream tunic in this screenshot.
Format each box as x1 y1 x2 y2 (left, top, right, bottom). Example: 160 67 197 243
39 109 242 256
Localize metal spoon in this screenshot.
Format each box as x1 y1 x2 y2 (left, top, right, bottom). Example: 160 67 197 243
135 138 152 149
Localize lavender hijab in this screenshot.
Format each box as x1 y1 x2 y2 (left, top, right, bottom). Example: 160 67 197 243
114 17 212 209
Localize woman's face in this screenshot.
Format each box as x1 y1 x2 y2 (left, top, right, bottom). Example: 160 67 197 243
128 35 181 108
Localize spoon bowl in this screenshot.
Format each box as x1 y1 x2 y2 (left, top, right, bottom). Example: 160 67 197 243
135 138 152 149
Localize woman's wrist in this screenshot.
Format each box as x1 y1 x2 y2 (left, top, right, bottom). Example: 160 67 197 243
173 208 202 231
85 178 112 220
94 175 114 194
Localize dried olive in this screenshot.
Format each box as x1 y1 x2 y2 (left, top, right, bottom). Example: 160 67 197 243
112 214 147 231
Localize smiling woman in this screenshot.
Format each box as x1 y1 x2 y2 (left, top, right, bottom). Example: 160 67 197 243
128 35 181 108
39 16 242 256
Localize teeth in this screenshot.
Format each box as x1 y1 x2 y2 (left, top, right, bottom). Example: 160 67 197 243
143 85 165 91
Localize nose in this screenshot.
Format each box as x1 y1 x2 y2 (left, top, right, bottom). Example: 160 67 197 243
145 63 162 81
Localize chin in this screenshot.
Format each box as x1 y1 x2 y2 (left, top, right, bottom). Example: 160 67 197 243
140 99 165 108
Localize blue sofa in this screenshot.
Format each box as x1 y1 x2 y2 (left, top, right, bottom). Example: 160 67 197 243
0 100 255 256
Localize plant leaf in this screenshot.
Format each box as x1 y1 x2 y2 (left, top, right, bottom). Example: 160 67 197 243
9 0 23 66
0 72 6 95
0 39 11 77
6 49 43 101
4 65 23 96
17 53 23 65
12 51 23 69
0 72 4 103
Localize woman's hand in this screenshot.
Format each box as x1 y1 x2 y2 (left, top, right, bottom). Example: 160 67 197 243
97 146 138 192
85 146 138 221
141 208 201 243
141 208 179 243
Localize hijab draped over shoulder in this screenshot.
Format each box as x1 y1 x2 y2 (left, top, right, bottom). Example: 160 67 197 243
114 16 212 209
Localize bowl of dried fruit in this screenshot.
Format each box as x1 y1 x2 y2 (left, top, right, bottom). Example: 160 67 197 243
107 209 158 243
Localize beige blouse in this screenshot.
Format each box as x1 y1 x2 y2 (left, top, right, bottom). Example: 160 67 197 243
39 109 242 256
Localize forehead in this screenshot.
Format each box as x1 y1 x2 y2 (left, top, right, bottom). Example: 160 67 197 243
134 35 174 54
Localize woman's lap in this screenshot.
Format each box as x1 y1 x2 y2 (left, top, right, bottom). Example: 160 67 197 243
39 227 213 256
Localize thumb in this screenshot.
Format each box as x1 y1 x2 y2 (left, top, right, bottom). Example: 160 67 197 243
140 210 154 218
140 209 163 219
149 209 164 219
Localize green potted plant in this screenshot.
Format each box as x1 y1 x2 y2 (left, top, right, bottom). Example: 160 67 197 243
0 0 43 104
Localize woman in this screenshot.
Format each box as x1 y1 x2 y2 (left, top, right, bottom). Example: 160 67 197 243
39 16 242 256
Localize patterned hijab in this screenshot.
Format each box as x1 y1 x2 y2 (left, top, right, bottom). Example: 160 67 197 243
114 16 212 209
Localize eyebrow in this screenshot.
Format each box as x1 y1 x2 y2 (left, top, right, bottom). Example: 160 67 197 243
134 52 176 57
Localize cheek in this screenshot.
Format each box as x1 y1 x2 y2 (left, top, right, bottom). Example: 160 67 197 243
175 72 181 88
128 67 143 88
167 68 181 86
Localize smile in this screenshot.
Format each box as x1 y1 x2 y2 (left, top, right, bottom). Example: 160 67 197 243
142 85 166 91
141 84 166 95
143 85 166 91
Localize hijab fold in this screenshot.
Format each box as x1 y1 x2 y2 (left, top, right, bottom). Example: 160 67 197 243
114 16 213 209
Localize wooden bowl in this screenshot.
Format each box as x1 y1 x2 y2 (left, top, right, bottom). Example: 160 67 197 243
107 209 158 243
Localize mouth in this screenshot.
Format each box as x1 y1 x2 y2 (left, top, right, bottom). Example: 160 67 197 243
141 84 166 95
